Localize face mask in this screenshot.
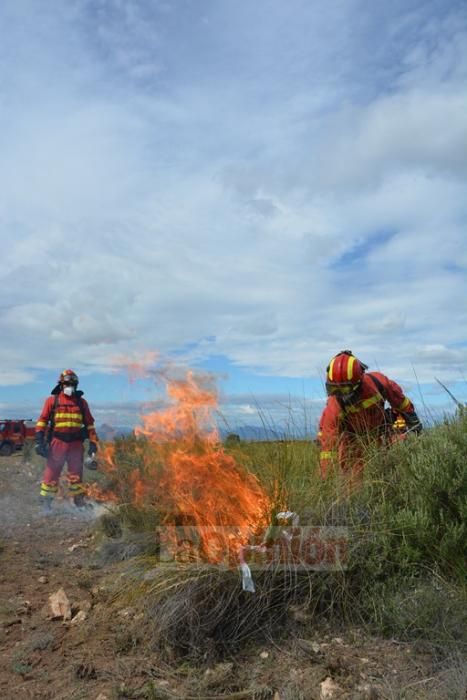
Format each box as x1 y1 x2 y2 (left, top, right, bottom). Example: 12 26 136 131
63 385 75 396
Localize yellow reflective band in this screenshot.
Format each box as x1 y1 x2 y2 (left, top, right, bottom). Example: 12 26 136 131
320 451 335 459
328 357 336 381
346 393 382 413
55 412 83 420
397 397 410 411
55 422 83 428
361 394 382 409
68 483 84 493
347 355 355 381
40 484 58 494
36 420 47 428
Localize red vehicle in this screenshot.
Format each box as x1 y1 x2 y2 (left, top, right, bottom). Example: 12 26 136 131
0 420 36 456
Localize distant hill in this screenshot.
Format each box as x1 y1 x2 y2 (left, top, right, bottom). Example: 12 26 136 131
97 423 310 442
219 425 304 441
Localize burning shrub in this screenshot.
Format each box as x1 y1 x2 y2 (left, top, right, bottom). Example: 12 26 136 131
97 370 272 561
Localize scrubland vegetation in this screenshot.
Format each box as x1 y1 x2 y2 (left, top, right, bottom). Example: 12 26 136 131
93 412 466 664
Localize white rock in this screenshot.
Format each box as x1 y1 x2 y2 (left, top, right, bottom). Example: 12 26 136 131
70 610 87 625
68 542 88 552
320 676 343 699
49 588 72 620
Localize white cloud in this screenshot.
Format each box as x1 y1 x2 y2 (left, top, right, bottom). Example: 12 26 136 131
0 0 465 394
0 370 35 386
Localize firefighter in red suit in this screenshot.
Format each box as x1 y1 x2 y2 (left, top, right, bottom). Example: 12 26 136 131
35 369 98 511
318 351 422 486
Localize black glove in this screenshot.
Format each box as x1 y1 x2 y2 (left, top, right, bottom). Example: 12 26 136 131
35 441 48 458
404 411 423 434
88 441 98 456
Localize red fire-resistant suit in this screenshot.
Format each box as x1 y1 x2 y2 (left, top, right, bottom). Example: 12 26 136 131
36 391 98 500
318 372 414 484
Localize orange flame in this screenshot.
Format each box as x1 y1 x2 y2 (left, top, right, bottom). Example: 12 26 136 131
98 367 272 564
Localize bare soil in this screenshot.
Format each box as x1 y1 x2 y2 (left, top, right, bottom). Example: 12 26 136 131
0 453 464 700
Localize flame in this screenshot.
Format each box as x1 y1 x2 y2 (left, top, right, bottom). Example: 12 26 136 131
84 480 119 503
98 367 272 564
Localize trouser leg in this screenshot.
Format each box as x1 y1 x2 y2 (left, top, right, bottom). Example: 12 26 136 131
65 441 85 501
40 438 67 502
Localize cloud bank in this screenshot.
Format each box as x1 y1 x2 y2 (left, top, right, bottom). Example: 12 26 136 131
0 0 466 395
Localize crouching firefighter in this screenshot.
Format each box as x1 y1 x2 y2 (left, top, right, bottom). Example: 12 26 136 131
35 369 98 511
318 350 422 489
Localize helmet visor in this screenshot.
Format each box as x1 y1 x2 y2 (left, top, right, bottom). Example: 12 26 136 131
61 373 78 385
326 382 360 397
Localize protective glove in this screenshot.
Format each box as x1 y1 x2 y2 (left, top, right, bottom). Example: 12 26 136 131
404 411 423 434
88 441 98 457
35 441 48 458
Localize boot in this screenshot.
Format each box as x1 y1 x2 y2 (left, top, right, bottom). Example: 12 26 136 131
39 495 54 516
73 494 93 510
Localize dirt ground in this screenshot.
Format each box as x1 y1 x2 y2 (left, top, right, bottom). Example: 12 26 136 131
0 453 465 700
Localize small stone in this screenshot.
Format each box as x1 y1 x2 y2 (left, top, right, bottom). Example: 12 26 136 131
259 651 269 659
70 610 87 625
38 576 48 584
68 542 88 552
320 676 343 699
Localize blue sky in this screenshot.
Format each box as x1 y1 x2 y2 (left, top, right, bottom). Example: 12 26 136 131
0 0 466 431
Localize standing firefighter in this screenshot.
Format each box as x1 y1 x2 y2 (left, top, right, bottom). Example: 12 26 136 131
318 351 422 486
35 369 98 511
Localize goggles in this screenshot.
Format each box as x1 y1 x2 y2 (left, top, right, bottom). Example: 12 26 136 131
62 379 77 386
326 382 360 397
